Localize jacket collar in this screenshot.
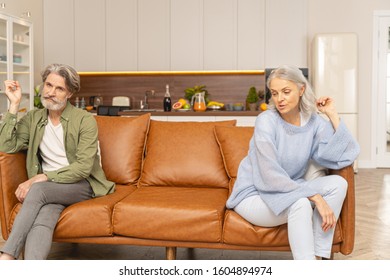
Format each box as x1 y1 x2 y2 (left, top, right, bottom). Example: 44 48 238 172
38 101 73 127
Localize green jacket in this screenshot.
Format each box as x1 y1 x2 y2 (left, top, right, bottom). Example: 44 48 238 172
0 102 115 197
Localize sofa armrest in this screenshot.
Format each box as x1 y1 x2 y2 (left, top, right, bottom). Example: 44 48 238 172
329 165 355 255
0 151 28 240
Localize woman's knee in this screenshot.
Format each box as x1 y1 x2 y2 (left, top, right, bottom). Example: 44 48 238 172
328 175 348 197
288 198 313 215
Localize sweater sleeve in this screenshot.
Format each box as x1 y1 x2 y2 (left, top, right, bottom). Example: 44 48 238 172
311 118 360 169
250 114 318 215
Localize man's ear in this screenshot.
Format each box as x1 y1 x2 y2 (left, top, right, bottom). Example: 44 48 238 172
67 93 74 100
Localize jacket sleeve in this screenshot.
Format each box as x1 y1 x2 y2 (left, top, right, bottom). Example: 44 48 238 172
0 112 30 153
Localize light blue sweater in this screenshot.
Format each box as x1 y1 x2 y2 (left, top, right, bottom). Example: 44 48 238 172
226 110 360 215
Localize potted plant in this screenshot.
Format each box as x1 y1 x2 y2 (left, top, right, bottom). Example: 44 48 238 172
34 85 43 109
246 86 259 111
184 85 210 105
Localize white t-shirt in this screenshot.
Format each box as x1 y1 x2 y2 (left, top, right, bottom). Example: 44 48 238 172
39 118 69 172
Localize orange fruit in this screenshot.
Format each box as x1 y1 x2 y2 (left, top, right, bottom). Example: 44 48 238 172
172 101 183 109
260 103 267 111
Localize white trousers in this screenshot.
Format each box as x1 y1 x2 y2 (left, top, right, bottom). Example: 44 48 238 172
234 175 347 260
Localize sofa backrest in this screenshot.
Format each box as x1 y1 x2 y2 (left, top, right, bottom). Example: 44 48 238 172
95 114 150 185
214 126 254 179
139 120 236 188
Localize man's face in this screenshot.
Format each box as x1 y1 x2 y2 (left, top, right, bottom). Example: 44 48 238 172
41 73 72 111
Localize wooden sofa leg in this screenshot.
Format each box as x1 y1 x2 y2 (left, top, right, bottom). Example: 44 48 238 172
166 247 177 260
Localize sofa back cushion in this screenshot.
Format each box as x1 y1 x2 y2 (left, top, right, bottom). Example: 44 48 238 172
214 126 254 178
140 120 236 188
95 114 150 185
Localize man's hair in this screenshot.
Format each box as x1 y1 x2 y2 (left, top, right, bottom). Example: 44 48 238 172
41 63 80 94
266 65 317 115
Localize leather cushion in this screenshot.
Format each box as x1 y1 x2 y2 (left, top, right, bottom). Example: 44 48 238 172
95 114 150 185
223 210 343 246
8 185 137 239
214 126 254 178
113 186 228 242
140 120 236 188
54 185 136 238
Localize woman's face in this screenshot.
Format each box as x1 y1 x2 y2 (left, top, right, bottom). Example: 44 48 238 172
269 77 304 118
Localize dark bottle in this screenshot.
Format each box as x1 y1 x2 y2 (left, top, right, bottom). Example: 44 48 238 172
163 84 172 111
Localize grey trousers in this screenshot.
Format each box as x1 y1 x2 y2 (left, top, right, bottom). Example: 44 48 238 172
234 175 348 260
0 179 92 260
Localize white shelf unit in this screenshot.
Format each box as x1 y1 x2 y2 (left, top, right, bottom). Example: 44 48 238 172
0 12 33 121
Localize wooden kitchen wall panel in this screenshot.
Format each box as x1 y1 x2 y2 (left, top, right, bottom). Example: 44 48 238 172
77 73 265 110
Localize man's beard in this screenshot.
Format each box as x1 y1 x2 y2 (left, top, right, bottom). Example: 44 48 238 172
41 96 67 111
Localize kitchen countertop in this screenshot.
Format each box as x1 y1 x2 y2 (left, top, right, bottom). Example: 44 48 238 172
119 110 262 117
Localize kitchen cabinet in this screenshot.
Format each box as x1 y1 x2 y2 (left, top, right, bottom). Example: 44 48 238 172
42 0 308 72
170 0 203 70
74 0 106 71
106 0 138 71
138 0 170 71
43 0 74 66
0 12 33 118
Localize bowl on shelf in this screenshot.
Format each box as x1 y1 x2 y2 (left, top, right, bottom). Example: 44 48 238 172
233 103 244 111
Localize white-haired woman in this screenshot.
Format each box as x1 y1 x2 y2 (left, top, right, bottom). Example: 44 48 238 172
226 65 360 260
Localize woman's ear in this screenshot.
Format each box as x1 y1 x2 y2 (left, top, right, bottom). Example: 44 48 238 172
299 85 305 96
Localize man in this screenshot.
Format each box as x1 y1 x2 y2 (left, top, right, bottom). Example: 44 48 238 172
0 64 114 260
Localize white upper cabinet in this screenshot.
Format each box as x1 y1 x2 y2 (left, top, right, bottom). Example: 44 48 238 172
138 0 170 71
106 0 138 71
43 0 74 66
203 0 237 70
237 0 265 70
74 0 106 71
265 0 307 68
42 0 306 71
170 0 203 70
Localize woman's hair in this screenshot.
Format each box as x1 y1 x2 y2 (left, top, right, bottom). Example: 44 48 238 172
41 63 80 94
266 65 317 115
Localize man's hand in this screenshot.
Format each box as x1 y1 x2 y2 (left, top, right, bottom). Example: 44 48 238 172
15 174 48 203
3 80 22 114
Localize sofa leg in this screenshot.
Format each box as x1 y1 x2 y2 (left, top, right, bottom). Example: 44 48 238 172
166 247 177 260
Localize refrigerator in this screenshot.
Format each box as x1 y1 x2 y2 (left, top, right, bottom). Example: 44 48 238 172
311 33 358 170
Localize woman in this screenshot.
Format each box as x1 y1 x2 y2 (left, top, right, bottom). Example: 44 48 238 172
226 65 360 260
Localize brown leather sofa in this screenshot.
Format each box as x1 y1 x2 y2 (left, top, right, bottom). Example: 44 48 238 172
0 113 356 259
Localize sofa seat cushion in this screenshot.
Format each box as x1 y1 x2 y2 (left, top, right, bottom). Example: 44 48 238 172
223 210 343 247
140 120 236 188
53 185 137 239
113 186 228 243
95 113 150 185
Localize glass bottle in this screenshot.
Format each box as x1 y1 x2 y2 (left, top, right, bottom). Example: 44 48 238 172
163 84 172 111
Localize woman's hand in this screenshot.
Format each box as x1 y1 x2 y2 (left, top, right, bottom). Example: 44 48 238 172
308 194 336 232
15 174 48 203
316 96 340 130
3 80 22 114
